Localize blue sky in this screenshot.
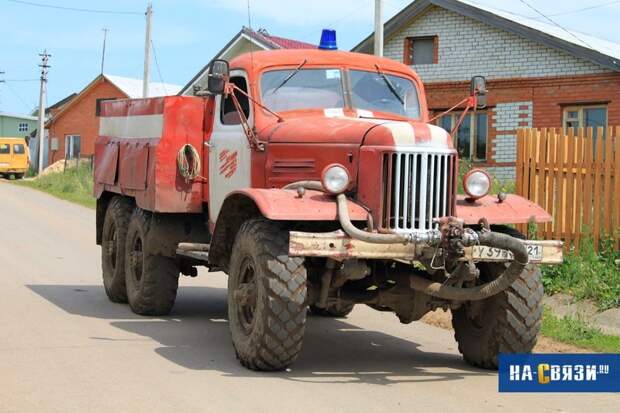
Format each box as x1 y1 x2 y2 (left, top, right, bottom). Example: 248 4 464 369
1 0 619 114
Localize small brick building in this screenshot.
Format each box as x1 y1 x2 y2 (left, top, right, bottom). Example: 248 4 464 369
46 74 181 165
354 0 620 181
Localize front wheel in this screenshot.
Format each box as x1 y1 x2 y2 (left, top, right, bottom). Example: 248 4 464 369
451 227 543 369
228 219 307 371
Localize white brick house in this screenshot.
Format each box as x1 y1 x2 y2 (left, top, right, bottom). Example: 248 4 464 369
353 0 620 181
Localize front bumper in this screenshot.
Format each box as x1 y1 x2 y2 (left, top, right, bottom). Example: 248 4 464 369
289 229 563 264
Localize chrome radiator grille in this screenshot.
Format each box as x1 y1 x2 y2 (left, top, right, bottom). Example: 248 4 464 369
381 150 457 232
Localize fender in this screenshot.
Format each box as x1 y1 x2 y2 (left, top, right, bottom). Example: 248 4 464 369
227 188 369 221
455 194 552 225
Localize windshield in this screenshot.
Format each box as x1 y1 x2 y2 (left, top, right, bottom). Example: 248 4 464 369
350 70 421 119
261 68 344 112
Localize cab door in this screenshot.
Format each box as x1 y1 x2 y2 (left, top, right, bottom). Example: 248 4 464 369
11 141 29 171
0 142 10 170
208 70 253 220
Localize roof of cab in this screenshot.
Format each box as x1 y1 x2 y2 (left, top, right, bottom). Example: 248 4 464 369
229 49 418 76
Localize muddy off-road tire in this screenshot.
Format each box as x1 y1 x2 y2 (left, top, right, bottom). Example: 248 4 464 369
101 196 133 303
452 227 543 369
124 208 179 316
309 302 355 318
228 219 307 371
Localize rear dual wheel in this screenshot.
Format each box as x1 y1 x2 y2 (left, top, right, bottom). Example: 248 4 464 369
101 196 133 303
124 208 180 316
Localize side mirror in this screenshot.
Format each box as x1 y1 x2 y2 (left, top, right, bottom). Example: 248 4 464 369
470 76 487 109
207 59 229 95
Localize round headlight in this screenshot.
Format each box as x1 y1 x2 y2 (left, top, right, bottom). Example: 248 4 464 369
463 169 491 199
321 164 350 194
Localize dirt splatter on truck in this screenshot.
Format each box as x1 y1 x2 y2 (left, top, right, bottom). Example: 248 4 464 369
94 48 562 371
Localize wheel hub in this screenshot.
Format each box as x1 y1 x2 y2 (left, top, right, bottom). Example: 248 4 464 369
236 257 258 334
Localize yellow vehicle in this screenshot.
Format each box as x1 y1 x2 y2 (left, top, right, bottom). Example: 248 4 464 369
0 137 30 179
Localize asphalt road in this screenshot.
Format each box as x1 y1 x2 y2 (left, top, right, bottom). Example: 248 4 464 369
0 181 617 413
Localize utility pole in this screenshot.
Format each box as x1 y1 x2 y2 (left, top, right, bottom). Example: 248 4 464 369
142 2 152 98
100 28 108 74
374 0 384 57
37 50 50 175
0 71 5 108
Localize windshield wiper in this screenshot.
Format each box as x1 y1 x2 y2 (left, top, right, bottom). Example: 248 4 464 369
374 64 404 105
268 59 308 96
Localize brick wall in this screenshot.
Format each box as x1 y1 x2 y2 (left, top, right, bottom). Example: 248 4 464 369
384 6 611 83
47 78 126 164
425 73 620 182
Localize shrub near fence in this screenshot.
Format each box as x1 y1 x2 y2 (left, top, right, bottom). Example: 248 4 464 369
516 127 620 252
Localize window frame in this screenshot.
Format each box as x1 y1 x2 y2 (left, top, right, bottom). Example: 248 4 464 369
18 122 29 132
65 134 81 159
562 105 608 135
437 111 488 161
404 36 438 66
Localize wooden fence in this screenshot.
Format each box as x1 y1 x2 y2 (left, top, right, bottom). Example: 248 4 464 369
516 127 620 252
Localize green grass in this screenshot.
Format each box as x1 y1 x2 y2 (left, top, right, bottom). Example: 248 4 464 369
542 238 620 310
541 309 620 352
14 165 96 209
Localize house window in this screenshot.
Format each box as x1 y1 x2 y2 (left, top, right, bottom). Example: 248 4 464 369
438 111 488 161
18 123 29 132
404 36 438 65
96 98 116 116
65 135 81 159
563 105 607 141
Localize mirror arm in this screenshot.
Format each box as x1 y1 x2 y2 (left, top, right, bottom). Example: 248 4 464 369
428 96 471 123
225 83 265 152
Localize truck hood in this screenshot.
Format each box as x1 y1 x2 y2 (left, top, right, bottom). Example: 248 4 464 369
260 115 453 149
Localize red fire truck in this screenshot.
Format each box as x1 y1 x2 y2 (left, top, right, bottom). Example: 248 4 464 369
94 45 562 371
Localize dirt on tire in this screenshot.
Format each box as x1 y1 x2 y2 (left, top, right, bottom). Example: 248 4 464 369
124 208 179 316
228 219 307 371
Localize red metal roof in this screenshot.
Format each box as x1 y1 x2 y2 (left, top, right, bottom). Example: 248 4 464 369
251 28 315 50
264 34 316 49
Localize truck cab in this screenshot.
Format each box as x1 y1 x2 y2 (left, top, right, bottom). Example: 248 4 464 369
94 48 562 372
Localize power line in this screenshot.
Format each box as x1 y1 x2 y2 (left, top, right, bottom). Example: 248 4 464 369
6 0 142 15
517 0 596 50
4 82 35 114
150 40 167 95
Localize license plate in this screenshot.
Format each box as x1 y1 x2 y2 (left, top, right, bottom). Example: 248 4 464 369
472 244 543 262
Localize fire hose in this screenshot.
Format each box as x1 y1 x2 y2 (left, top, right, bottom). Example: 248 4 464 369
177 144 201 181
335 193 528 302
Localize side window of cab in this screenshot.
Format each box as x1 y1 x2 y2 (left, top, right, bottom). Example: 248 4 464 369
220 76 250 125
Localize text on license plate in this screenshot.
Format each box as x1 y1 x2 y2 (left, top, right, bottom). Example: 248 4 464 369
473 244 543 261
